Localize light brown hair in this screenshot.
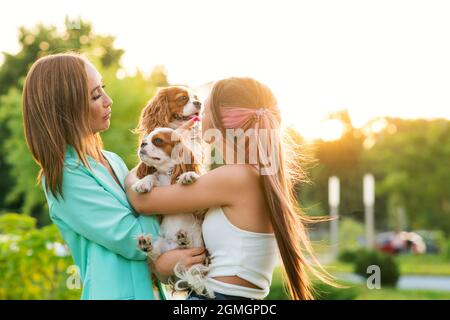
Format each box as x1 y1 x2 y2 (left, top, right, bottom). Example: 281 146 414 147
22 53 103 199
208 77 334 300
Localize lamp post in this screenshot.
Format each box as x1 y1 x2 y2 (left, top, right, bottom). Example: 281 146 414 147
363 174 375 249
328 176 340 258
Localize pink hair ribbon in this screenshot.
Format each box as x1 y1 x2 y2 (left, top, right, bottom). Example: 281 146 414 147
220 107 271 129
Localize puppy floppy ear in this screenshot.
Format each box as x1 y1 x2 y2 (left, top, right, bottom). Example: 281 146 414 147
136 162 156 179
170 138 202 184
133 89 171 136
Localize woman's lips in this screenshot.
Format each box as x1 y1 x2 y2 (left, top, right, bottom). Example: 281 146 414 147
103 112 111 120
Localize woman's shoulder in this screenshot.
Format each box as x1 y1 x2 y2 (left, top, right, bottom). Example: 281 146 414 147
102 149 120 159
213 163 259 175
102 149 130 175
102 149 127 164
208 164 260 186
63 148 126 170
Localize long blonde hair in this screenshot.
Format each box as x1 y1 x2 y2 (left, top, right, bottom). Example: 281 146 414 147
208 77 334 300
22 53 103 199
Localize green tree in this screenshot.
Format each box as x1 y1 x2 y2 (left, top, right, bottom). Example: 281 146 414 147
302 110 370 224
0 18 123 96
364 118 450 234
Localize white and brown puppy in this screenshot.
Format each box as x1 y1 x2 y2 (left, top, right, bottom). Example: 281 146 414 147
133 86 203 181
133 127 211 297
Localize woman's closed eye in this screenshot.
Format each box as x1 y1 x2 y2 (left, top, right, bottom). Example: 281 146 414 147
92 84 106 100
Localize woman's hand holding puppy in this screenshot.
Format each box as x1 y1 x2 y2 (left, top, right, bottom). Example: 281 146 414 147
153 247 207 277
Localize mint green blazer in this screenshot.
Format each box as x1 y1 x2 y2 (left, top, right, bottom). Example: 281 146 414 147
42 145 165 300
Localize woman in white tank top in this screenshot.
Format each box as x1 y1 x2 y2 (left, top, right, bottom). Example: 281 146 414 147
125 77 334 300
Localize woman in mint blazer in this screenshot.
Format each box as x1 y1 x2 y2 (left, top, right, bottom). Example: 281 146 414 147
22 53 205 300
42 145 161 300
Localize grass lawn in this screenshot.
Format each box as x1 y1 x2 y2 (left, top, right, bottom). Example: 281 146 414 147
355 286 450 300
266 265 450 300
326 254 450 276
396 254 450 276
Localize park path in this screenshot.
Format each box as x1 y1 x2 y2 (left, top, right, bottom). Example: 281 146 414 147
337 273 450 291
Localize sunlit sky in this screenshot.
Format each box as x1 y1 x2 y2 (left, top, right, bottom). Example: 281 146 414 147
1 0 450 139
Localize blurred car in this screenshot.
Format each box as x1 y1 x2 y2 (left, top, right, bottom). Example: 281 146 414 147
375 231 426 255
414 230 441 254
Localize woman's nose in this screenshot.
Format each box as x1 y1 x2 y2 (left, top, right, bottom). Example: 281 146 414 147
104 94 113 108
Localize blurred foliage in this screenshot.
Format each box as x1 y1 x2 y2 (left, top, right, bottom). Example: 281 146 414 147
0 88 46 221
337 217 365 252
338 248 360 264
301 113 450 235
363 118 450 234
332 250 450 276
0 18 123 96
444 239 450 262
0 213 80 299
301 110 367 220
354 249 400 287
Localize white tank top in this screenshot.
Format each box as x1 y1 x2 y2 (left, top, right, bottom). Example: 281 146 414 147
202 207 279 299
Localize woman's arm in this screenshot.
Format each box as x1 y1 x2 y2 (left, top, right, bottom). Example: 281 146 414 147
125 164 252 215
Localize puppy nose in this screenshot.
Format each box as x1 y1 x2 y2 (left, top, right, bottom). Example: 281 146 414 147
140 142 147 148
193 101 202 109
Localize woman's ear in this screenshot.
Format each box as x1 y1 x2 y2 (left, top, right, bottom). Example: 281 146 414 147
133 90 171 136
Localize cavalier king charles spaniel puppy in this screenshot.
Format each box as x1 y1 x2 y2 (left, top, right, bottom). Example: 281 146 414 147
133 86 203 181
135 85 202 132
133 127 212 297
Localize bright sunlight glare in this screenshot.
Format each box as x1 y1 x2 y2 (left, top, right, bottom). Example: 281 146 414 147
1 0 450 140
318 119 347 142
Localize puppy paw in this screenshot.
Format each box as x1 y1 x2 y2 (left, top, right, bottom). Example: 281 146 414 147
176 171 200 185
137 234 153 254
132 175 155 193
176 229 191 248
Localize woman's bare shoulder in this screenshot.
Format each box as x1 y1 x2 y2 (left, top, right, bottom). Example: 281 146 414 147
207 164 260 186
